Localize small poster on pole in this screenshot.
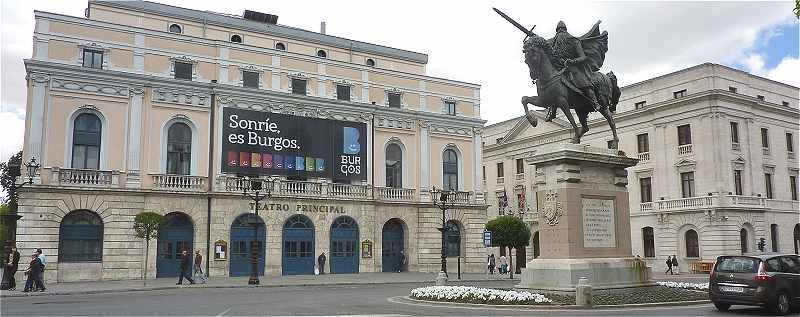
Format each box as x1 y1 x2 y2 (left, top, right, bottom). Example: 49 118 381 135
483 230 492 248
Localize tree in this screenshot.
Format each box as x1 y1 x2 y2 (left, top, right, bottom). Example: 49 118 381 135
795 0 799 19
133 212 165 284
0 203 8 255
0 151 23 210
485 216 531 268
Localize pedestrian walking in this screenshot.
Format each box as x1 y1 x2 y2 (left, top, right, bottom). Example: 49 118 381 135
176 250 195 285
193 250 207 284
488 254 496 274
35 248 46 289
499 255 508 275
671 255 679 275
664 256 674 275
317 252 326 275
4 245 20 290
398 251 406 273
22 253 45 292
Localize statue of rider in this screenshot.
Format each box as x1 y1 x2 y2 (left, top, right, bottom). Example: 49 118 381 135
550 21 599 110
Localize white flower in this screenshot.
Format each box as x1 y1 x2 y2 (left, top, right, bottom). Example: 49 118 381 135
656 281 709 290
410 286 552 305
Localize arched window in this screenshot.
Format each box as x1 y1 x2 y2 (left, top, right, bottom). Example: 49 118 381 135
285 214 313 229
740 228 749 254
685 229 699 258
445 220 461 257
275 42 286 51
72 113 102 169
443 149 458 191
770 224 779 252
230 34 242 43
642 227 655 258
168 23 182 34
316 49 327 58
386 143 402 188
166 122 192 175
59 210 103 262
366 58 375 67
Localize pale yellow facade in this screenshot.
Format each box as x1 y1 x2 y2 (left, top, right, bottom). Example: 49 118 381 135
18 0 487 282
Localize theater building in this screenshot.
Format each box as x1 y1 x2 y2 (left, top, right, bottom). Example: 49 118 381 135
17 0 486 282
483 63 800 272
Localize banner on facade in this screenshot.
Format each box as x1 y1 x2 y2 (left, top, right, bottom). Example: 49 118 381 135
221 107 367 181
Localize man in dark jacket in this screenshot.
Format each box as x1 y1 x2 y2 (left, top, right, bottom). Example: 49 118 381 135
176 250 195 285
317 252 326 275
5 246 21 290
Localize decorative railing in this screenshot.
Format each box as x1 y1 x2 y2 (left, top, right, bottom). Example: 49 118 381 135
57 168 113 186
638 195 797 212
731 143 740 151
514 173 525 181
329 183 370 199
151 174 206 191
449 191 473 204
762 147 770 156
678 144 693 155
375 187 415 201
637 152 650 162
279 180 323 197
497 177 505 185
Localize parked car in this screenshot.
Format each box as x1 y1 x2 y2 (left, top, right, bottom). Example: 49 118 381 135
709 254 800 315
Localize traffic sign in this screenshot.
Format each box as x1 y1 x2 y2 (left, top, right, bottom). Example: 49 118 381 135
483 230 492 247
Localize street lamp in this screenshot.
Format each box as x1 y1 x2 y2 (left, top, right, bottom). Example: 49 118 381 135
431 187 453 283
241 176 274 285
1 157 40 290
508 199 526 279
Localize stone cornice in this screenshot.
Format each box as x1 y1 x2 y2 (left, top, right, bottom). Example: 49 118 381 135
525 144 638 169
50 78 129 98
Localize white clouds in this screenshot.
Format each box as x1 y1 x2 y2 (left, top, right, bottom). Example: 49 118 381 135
0 108 25 162
743 53 767 75
765 56 800 87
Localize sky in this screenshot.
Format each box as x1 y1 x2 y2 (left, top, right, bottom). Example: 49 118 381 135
0 0 798 164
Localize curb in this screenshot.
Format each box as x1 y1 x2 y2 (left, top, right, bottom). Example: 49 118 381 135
1 278 520 298
399 296 710 310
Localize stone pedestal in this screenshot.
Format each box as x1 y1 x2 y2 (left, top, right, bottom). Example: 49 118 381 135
517 143 652 291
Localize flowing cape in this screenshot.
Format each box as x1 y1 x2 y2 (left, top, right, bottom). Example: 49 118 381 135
578 21 608 71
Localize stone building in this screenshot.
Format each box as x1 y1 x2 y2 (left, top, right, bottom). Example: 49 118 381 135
483 63 800 273
17 0 487 282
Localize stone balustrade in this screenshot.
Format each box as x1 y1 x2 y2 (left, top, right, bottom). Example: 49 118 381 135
375 187 415 201
639 194 797 213
53 168 117 187
677 144 693 155
637 152 650 162
151 174 206 191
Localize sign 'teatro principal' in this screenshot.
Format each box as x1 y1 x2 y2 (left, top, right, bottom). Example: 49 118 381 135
222 107 367 181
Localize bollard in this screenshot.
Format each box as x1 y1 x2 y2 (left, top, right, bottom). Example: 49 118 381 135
436 271 448 286
457 257 461 280
575 277 593 308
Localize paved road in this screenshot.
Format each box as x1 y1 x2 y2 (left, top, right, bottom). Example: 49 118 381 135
1 281 773 316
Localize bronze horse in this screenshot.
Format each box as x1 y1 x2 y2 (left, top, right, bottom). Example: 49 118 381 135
520 34 621 148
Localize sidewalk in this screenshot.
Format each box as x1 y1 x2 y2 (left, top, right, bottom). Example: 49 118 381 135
650 271 709 282
1 272 519 298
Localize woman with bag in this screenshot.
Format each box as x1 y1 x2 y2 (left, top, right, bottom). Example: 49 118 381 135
193 250 207 284
488 254 496 274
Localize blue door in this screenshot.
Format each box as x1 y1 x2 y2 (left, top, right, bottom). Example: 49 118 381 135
282 214 315 275
382 219 405 272
229 213 266 277
330 216 359 274
156 213 193 278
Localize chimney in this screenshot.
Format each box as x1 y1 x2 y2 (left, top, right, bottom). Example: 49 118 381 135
320 21 326 34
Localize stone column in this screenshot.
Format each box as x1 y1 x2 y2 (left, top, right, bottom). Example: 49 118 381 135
419 121 431 201
473 128 484 203
126 86 145 188
26 73 50 163
518 143 651 291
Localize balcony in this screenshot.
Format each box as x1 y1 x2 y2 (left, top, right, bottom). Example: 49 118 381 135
151 174 206 192
279 180 324 197
637 152 650 162
731 143 740 151
52 168 117 187
329 183 370 199
514 173 525 183
762 147 770 156
497 177 505 185
375 187 415 202
639 195 799 212
677 144 693 156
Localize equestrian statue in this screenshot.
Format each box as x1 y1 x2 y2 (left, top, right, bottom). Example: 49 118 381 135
493 8 621 148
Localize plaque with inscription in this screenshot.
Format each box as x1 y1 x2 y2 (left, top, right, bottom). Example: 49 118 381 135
582 198 616 248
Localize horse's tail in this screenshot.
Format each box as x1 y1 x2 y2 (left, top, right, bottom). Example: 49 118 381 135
607 71 620 113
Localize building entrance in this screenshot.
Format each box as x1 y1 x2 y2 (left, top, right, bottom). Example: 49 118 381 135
156 212 193 277
381 218 405 272
229 213 266 277
330 216 359 274
282 214 315 275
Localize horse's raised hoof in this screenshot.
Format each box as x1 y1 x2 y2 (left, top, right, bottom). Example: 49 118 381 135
521 96 529 105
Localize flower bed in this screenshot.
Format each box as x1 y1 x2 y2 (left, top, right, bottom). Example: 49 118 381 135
656 281 709 291
410 286 553 305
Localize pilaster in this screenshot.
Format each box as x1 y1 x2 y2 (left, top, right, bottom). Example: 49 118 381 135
126 86 145 188
419 121 431 201
27 73 50 162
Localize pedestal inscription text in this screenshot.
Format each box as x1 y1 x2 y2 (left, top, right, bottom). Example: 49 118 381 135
582 198 616 248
